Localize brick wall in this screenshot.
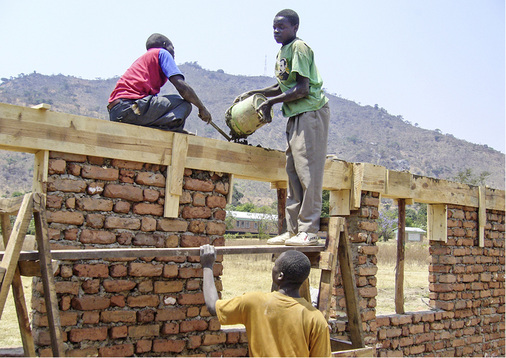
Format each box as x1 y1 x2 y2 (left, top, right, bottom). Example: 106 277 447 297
330 193 504 357
32 152 249 356
32 153 505 357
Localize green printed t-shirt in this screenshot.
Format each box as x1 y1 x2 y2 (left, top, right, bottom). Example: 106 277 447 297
275 38 328 118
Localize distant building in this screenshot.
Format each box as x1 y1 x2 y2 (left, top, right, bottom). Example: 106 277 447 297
394 227 426 242
226 211 278 235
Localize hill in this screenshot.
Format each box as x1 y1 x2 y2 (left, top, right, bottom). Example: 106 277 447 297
0 65 503 201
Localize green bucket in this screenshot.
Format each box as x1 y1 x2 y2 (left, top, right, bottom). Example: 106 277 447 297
225 94 272 139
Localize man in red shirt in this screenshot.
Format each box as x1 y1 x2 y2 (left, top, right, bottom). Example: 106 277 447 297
108 33 211 133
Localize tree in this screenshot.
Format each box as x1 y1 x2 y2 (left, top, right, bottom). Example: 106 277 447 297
452 168 490 186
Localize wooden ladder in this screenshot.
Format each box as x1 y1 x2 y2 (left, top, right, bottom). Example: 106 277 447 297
0 193 64 357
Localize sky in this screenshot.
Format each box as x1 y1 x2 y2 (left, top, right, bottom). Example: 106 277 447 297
0 0 504 153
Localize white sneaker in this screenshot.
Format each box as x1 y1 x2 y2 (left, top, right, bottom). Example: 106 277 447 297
285 232 320 246
267 232 293 245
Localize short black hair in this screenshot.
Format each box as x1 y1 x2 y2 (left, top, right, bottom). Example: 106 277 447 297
277 250 311 284
146 33 171 50
275 9 299 26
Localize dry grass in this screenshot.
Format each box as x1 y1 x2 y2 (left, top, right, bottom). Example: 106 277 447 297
0 276 32 348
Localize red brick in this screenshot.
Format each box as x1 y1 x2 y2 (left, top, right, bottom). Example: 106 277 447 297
76 197 113 211
127 295 160 307
66 347 98 357
154 281 184 293
129 262 163 277
72 296 110 311
117 232 134 245
188 220 206 233
55 281 80 295
110 264 127 277
180 319 208 332
86 213 105 228
206 222 226 235
156 307 187 321
103 279 137 293
162 322 179 334
136 172 166 187
133 203 164 216
182 206 212 219
215 182 229 195
202 333 227 346
48 159 66 174
136 340 153 354
104 184 143 201
73 264 109 278
82 311 100 324
81 279 100 294
137 309 156 323
66 163 82 176
87 182 105 196
187 335 202 349
99 343 134 357
152 339 186 353
46 211 84 225
33 312 78 327
47 177 87 193
207 195 227 209
69 327 108 342
81 165 118 181
101 310 137 323
50 151 86 162
143 188 160 202
133 233 165 247
128 324 160 338
163 264 179 278
179 267 203 279
111 159 144 170
178 292 205 305
46 195 63 208
105 216 141 230
141 217 157 232
80 229 116 244
110 295 126 308
180 235 210 247
114 201 131 213
157 218 188 232
193 192 206 207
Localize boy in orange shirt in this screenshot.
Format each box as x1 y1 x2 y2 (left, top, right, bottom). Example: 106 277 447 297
200 244 331 357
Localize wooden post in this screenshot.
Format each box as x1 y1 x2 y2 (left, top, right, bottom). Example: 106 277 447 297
33 193 65 357
395 199 406 314
276 188 287 234
0 215 35 357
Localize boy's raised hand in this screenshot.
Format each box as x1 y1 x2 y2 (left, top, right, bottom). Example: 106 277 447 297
233 92 252 104
200 244 216 268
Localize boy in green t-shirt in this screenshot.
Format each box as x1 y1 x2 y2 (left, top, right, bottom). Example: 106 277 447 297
236 9 330 246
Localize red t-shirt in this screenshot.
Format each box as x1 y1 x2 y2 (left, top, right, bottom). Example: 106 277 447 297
109 48 179 103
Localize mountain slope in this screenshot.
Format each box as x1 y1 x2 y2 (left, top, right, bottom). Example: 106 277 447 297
0 65 503 200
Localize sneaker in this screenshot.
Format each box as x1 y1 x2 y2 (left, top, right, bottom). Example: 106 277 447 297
285 232 320 246
267 232 294 245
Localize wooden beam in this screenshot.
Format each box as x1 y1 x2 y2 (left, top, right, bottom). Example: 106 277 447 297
395 199 406 314
164 133 189 218
0 103 503 210
1 214 35 357
2 245 326 262
33 194 65 357
329 190 350 216
427 204 447 242
0 196 24 215
350 163 364 210
276 188 287 235
478 186 486 247
33 150 49 194
0 194 33 318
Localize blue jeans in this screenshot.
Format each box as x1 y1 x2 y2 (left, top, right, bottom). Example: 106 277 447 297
108 94 192 132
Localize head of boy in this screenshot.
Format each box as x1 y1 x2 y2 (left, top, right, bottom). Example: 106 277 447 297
272 250 311 287
146 33 175 57
273 9 299 46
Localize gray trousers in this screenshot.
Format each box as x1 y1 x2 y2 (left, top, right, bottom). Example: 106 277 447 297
285 103 330 234
109 94 192 132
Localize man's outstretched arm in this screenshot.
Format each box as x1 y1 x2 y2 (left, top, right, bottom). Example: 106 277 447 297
200 244 219 316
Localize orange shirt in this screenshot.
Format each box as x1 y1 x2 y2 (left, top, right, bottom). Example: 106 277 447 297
216 291 331 357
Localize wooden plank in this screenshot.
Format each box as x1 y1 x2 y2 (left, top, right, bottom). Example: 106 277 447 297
331 347 375 357
31 103 51 110
350 164 364 210
329 190 350 216
338 221 365 348
168 133 188 196
478 186 486 247
395 199 406 314
0 196 24 214
33 150 49 194
0 193 33 319
276 188 287 234
317 217 342 321
299 278 311 304
427 204 447 242
33 193 65 357
3 245 326 262
1 214 36 357
226 174 235 204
